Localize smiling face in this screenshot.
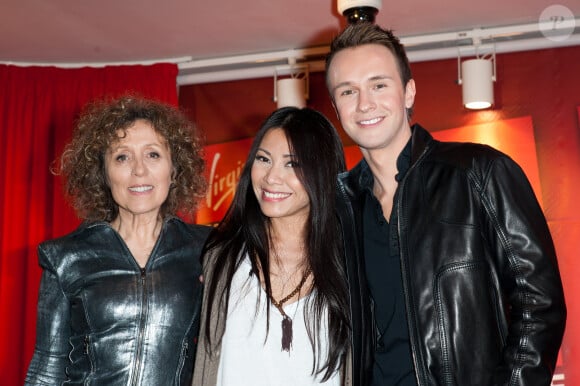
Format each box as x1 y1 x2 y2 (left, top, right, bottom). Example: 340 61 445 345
250 128 310 227
105 119 173 221
327 44 416 156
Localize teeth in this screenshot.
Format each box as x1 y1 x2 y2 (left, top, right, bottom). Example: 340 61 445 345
263 191 290 199
360 117 382 125
129 186 153 192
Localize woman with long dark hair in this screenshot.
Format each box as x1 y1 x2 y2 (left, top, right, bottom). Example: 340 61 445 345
193 107 351 386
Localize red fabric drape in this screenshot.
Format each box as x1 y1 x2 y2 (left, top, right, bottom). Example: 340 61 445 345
0 63 178 386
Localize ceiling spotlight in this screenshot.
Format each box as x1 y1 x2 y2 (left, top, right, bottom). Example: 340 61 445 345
273 64 309 108
337 0 382 23
457 43 496 110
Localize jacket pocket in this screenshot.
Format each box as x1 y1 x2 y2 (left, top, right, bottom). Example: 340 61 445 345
434 261 505 386
66 334 95 384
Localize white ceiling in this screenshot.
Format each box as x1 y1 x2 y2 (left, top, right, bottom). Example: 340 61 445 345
2 0 579 69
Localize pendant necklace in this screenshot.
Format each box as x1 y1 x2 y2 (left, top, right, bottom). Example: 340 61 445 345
269 267 312 352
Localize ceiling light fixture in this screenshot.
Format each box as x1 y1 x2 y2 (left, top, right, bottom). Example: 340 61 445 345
457 40 496 110
337 0 382 24
273 60 309 108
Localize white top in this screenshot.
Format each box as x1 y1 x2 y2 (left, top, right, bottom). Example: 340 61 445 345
216 257 341 386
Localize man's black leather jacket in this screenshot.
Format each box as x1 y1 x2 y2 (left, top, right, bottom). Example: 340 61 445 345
336 124 566 386
25 217 210 385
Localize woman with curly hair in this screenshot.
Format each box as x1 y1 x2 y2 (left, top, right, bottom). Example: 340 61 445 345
25 95 210 386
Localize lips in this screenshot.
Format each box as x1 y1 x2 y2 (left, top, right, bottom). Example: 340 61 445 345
358 116 384 126
262 189 291 200
128 185 153 193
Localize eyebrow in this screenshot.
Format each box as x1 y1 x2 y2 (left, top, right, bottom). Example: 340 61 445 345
256 147 295 158
332 74 393 94
109 143 163 153
331 81 352 95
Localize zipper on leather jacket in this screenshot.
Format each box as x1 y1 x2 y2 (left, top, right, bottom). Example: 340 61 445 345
397 144 430 386
184 342 189 358
83 334 96 375
176 341 189 383
131 267 148 386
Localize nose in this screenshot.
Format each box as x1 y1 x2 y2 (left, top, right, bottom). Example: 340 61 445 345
264 165 282 184
131 157 147 176
357 89 376 113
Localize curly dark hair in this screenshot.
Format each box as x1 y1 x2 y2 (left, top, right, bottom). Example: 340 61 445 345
57 94 206 222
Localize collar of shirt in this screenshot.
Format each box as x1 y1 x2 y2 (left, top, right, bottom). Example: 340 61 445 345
359 137 413 195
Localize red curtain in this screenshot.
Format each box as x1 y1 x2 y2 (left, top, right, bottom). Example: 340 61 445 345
0 63 179 385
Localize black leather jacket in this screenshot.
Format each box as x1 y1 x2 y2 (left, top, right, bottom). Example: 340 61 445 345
336 124 566 386
25 217 210 386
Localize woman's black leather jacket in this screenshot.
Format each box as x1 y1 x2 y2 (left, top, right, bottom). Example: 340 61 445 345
25 217 210 385
336 124 566 386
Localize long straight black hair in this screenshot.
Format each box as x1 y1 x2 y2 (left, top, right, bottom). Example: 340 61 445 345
202 107 350 380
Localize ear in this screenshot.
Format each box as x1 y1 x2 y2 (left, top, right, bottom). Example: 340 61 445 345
405 79 416 109
170 166 177 187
